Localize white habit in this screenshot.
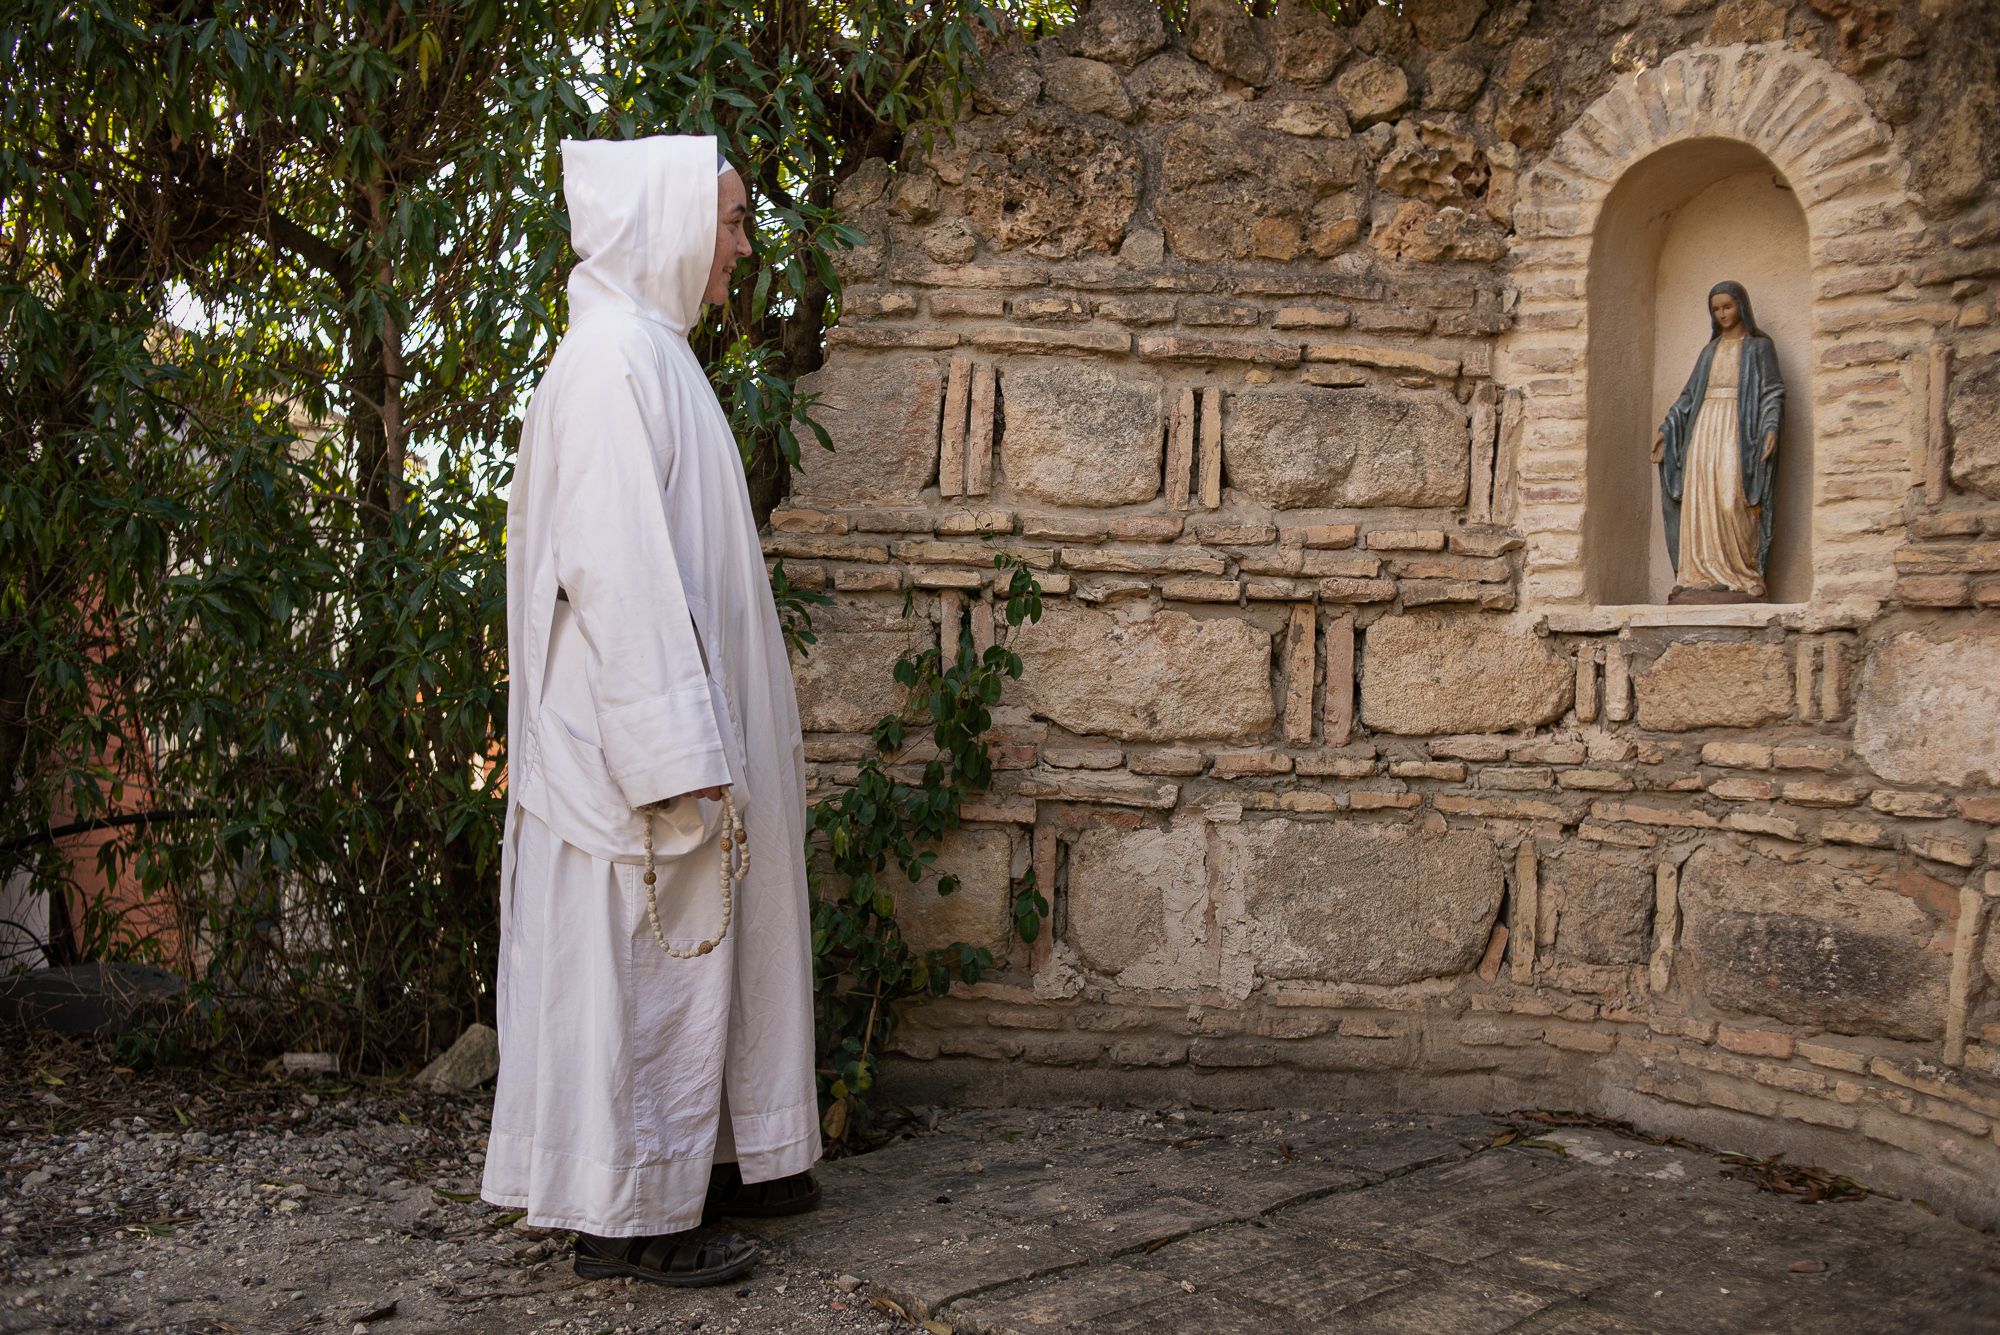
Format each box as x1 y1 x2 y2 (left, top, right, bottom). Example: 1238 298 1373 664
481 134 819 1237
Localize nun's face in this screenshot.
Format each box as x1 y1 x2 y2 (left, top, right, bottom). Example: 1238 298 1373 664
707 169 753 306
1710 290 1742 332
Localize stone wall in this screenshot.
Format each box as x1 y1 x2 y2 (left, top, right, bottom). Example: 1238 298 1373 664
771 0 2000 1226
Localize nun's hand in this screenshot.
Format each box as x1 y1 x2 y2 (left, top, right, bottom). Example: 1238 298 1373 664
1650 432 1665 464
1761 430 1777 462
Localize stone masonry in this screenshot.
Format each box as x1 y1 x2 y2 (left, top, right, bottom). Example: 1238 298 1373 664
772 0 2000 1228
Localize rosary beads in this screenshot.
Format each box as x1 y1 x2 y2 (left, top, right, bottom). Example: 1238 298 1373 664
642 791 748 959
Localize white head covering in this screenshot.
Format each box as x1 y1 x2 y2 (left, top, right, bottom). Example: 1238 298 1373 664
560 134 718 336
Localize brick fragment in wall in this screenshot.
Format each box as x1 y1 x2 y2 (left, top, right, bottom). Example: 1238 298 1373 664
1300 364 1368 387
930 291 1006 319
1244 577 1314 600
1872 788 1950 818
893 540 1052 569
1180 299 1260 327
1648 861 1679 995
1467 381 1501 524
765 534 890 563
1390 761 1464 781
1301 551 1381 579
1282 523 1359 549
1400 581 1508 609
1480 766 1553 791
1557 769 1633 792
970 327 1132 356
1129 748 1206 777
1312 579 1392 607
967 363 996 495
1061 546 1227 575
937 589 966 659
1586 801 1717 829
1781 779 1867 807
1603 644 1632 722
824 326 960 351
1016 770 1181 809
1192 519 1277 545
940 354 970 500
1573 644 1600 723
1282 604 1317 745
1137 333 1303 366
1436 794 1570 821
1512 739 1585 765
768 507 847 535
1364 528 1448 551
1160 577 1242 603
1210 751 1294 778
843 290 919 320
1944 883 1986 1066
1073 575 1150 603
1198 388 1224 510
1225 388 1468 510
1096 295 1177 325
832 568 901 592
1164 387 1197 511
935 510 1015 537
1510 842 1538 982
1302 340 1460 379
845 508 934 534
1020 515 1109 543
1271 306 1351 329
1009 295 1092 321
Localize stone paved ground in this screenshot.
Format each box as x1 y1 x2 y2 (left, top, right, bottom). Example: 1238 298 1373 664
747 1107 2000 1335
7 1035 1999 1335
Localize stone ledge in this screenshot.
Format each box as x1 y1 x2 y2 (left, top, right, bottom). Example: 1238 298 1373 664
1537 603 1815 633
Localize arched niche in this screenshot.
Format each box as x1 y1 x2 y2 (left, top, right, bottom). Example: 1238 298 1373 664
1584 138 1814 605
1504 43 1940 619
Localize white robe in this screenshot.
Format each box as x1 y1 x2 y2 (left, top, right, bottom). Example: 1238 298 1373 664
481 134 819 1237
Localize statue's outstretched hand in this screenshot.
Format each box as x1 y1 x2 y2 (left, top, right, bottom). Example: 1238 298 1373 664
1650 432 1666 464
1761 430 1777 462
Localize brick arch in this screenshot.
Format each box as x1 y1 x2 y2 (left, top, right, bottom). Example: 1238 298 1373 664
1501 43 1934 614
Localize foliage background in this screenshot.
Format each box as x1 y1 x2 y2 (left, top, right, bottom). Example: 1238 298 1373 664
0 0 1087 1081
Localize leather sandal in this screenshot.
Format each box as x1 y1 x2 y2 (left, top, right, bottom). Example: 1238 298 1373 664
704 1161 822 1220
572 1227 758 1286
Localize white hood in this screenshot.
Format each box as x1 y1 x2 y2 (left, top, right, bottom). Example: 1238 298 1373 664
561 134 717 335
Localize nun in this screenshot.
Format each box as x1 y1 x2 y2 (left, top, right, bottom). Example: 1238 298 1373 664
1651 280 1786 603
481 135 821 1286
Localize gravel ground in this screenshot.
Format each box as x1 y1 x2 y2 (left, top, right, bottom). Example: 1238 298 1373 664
0 1027 918 1334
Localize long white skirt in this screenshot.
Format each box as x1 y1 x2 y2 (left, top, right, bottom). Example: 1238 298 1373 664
481 602 816 1236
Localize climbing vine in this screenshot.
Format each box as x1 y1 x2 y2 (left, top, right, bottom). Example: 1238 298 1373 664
806 555 1046 1145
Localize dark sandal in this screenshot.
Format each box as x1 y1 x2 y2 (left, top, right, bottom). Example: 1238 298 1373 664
704 1162 822 1220
572 1227 758 1286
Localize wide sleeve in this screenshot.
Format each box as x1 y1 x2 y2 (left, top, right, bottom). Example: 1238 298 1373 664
549 345 732 810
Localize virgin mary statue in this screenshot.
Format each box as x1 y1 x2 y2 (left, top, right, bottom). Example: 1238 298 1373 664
1651 280 1785 603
